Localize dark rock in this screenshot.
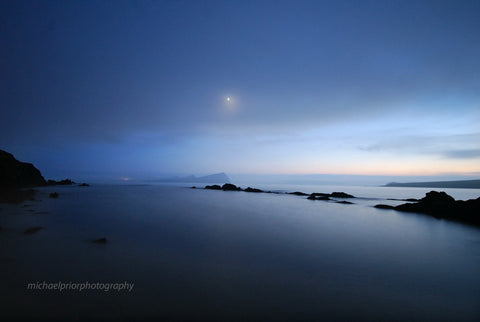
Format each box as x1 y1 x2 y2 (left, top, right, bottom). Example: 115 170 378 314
24 226 43 234
244 187 264 193
376 191 480 226
221 183 242 191
190 186 196 189
374 204 395 210
205 185 221 190
289 191 309 196
92 237 107 244
395 191 456 215
336 200 353 204
310 193 330 198
308 192 354 199
0 150 46 188
49 192 59 198
330 192 355 198
46 179 75 186
79 183 90 187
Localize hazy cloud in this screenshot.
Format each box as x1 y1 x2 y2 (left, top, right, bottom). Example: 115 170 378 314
442 149 480 159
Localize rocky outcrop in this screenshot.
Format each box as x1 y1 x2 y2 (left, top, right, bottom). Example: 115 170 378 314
244 187 264 193
0 150 46 188
375 191 480 226
289 191 309 196
330 192 355 198
221 183 242 191
307 192 355 200
205 185 222 190
46 179 75 186
205 183 242 191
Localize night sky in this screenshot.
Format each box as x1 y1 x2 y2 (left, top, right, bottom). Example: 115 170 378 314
1 0 479 180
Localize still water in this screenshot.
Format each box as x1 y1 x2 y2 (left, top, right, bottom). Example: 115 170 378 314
1 184 479 321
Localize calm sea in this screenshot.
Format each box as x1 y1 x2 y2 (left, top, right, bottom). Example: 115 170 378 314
1 183 479 321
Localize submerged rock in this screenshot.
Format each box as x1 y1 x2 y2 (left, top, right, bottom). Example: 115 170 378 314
24 226 44 234
49 192 59 198
79 183 90 187
336 200 353 204
92 237 108 244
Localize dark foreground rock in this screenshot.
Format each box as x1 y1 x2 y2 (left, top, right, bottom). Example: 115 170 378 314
0 150 46 188
375 191 480 226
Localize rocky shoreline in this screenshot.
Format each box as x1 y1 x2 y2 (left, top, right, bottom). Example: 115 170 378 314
1 149 89 203
198 183 480 227
0 149 103 242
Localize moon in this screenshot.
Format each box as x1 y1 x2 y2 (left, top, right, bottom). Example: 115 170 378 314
226 97 231 102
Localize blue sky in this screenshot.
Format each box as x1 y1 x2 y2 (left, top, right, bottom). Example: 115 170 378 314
1 0 479 180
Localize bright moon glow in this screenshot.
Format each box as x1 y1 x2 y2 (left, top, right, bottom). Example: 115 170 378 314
226 97 231 102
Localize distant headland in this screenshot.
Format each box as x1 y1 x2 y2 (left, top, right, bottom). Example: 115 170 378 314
154 172 230 184
384 179 480 189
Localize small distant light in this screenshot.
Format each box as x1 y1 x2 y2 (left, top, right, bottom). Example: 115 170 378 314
122 177 130 181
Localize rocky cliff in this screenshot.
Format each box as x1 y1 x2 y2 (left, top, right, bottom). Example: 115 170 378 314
0 150 46 188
